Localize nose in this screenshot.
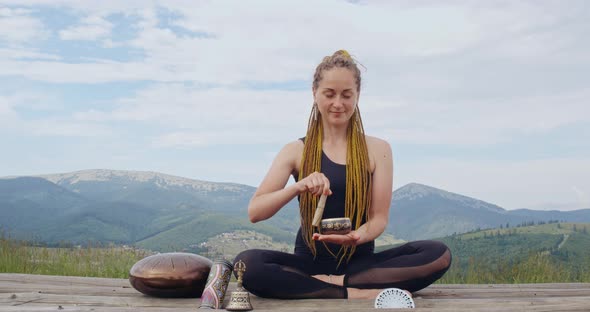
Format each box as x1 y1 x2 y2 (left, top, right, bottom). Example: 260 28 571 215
333 96 345 107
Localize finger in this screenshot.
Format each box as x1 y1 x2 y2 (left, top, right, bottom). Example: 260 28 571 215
309 179 317 190
348 232 360 240
316 234 346 243
307 180 318 194
303 183 310 192
313 180 323 195
321 233 359 246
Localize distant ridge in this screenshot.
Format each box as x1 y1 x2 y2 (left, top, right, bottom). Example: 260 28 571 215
38 169 249 192
388 182 590 240
1 169 589 250
394 183 505 213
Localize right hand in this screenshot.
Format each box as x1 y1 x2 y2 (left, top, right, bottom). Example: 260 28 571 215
296 171 332 196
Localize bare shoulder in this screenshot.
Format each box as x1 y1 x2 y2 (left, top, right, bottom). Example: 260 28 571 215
283 139 304 156
280 139 304 172
365 135 391 151
365 135 393 171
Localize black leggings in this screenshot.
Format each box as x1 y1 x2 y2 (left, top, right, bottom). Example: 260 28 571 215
233 240 451 299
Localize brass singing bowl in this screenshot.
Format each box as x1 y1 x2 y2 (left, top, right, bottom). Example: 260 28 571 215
129 252 212 298
320 217 352 235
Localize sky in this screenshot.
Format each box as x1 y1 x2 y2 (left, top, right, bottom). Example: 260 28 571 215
0 1 588 211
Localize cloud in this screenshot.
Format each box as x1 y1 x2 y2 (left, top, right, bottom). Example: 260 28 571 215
2 1 588 148
0 47 60 60
1 1 589 210
0 92 112 137
0 7 49 43
1 1 588 86
59 15 113 41
107 83 312 146
0 94 39 130
152 129 288 148
0 96 17 124
363 86 590 146
27 119 113 137
572 186 590 209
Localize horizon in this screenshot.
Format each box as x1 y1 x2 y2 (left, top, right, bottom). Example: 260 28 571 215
2 167 588 212
1 1 589 211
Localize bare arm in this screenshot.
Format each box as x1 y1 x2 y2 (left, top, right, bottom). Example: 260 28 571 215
248 141 332 223
354 138 393 244
248 141 301 223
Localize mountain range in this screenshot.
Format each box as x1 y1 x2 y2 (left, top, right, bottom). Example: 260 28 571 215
1 169 588 251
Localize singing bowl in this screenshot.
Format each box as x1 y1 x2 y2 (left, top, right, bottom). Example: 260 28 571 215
320 217 352 235
129 252 212 298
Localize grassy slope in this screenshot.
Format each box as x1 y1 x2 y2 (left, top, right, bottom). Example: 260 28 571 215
377 222 590 283
3 222 588 282
135 213 295 252
0 235 150 278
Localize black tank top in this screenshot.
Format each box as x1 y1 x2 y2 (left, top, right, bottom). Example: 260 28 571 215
293 139 375 260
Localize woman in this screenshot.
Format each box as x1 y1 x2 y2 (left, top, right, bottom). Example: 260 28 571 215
234 50 451 300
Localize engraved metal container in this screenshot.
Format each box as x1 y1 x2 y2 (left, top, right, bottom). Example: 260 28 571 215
226 290 253 311
225 260 252 311
320 217 352 235
199 259 233 309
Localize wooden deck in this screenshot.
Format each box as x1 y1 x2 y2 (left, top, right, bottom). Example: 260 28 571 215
1 274 589 311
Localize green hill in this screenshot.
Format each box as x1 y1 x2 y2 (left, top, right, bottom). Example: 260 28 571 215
3 171 590 252
377 222 590 283
135 213 294 252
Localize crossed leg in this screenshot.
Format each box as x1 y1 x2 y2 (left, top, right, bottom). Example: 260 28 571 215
234 240 451 299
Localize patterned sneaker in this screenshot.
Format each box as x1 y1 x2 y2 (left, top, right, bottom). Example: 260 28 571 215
374 288 415 309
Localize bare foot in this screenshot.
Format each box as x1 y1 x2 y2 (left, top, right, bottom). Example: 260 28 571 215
347 288 413 299
311 274 344 286
311 274 330 284
347 288 382 299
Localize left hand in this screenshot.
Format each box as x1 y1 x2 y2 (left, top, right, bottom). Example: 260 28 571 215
313 231 361 246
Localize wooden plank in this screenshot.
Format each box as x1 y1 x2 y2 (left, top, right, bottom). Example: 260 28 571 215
3 292 590 308
2 280 589 300
2 274 589 289
1 274 590 312
2 274 589 294
1 301 590 312
1 292 195 308
1 293 368 310
415 287 590 298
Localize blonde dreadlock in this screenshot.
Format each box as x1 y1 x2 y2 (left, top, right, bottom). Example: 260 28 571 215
299 50 372 265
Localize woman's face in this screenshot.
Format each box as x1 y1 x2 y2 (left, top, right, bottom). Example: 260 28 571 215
313 67 359 127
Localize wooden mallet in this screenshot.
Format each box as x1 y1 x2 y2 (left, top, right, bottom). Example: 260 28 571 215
312 194 327 227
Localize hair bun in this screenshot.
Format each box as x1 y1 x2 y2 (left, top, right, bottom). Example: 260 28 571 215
335 50 352 59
